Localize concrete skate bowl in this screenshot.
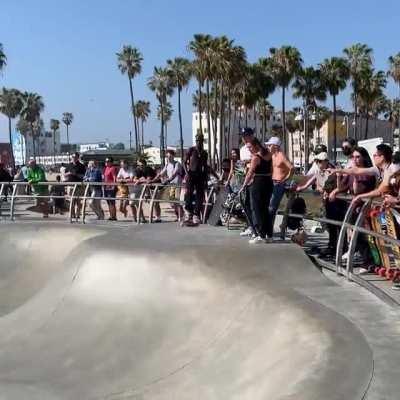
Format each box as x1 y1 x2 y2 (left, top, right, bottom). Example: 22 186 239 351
0 223 373 400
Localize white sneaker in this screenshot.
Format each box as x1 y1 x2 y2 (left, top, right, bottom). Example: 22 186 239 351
240 228 253 237
193 215 201 225
249 236 266 244
341 251 349 260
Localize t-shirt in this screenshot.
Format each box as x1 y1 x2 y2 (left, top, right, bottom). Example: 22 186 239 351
240 145 252 161
103 165 117 190
117 168 133 181
160 161 183 185
66 162 86 182
134 166 156 180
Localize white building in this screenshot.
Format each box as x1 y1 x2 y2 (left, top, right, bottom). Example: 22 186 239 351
192 109 282 160
21 130 61 163
79 142 110 153
143 146 184 165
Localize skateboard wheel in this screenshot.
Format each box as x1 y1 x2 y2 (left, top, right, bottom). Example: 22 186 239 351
378 268 387 277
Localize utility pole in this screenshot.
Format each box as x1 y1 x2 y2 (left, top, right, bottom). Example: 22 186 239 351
129 131 132 150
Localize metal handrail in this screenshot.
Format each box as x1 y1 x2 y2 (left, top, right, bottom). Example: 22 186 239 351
0 181 218 224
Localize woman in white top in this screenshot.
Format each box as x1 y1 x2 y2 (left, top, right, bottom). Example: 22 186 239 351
116 160 133 218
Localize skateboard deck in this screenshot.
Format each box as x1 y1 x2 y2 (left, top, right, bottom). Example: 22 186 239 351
364 209 381 267
369 207 391 271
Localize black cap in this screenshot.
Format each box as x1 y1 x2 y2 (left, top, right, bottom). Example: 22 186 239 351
240 127 254 136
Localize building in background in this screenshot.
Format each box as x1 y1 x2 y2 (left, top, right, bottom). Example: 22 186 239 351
288 115 393 168
143 146 186 165
192 109 282 160
79 142 110 153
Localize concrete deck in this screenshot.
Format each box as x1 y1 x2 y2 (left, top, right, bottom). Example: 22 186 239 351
0 222 399 399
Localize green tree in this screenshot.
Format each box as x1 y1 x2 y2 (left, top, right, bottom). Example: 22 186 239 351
356 68 387 139
135 100 151 151
50 118 60 162
148 66 173 165
269 46 303 152
388 53 400 143
384 98 400 146
157 101 173 149
292 66 327 171
62 112 73 146
116 45 143 152
0 43 6 73
167 57 191 162
319 57 350 162
343 43 373 140
20 92 45 158
0 88 23 169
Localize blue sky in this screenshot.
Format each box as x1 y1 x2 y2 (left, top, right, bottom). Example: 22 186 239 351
1 0 400 147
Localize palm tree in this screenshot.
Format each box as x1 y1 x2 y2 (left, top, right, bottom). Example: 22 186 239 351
148 66 174 165
356 68 387 139
384 98 400 146
0 43 6 73
388 53 400 143
157 101 173 149
62 112 73 146
189 34 213 162
343 43 373 140
116 45 143 152
135 100 151 151
292 66 327 171
269 46 303 152
50 119 60 163
319 57 350 163
0 88 23 169
167 57 191 161
20 92 45 158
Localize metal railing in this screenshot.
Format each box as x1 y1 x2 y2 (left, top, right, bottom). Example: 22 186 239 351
0 181 218 225
280 190 400 284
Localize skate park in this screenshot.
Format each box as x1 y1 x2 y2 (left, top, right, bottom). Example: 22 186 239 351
1 219 400 400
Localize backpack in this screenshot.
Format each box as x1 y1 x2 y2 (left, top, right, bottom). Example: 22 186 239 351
287 196 306 230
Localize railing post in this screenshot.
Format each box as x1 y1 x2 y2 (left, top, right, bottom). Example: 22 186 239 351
345 200 370 281
335 199 357 275
149 184 159 223
9 183 18 221
81 183 90 224
203 185 215 224
280 190 295 240
69 184 78 223
136 184 147 225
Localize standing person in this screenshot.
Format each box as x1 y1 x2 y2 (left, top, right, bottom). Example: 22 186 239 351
83 160 104 220
0 162 12 201
266 136 294 234
239 127 254 162
151 149 184 221
27 158 49 218
238 138 273 244
116 160 132 218
341 138 357 167
226 148 245 194
183 134 209 225
64 152 86 219
59 163 67 182
103 157 118 221
49 175 66 214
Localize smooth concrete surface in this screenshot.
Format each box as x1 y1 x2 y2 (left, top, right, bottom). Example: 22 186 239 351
0 222 391 399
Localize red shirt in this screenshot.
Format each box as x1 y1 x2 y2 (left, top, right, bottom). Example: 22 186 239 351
103 166 118 189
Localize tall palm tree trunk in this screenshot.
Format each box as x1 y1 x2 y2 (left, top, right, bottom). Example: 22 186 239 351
213 81 219 168
31 123 36 159
227 88 232 156
282 87 287 152
141 119 145 152
66 125 69 146
128 77 139 152
333 95 337 164
304 104 309 173
245 107 248 126
219 84 225 165
198 81 203 135
364 111 369 140
8 117 15 171
353 88 358 141
206 79 212 165
178 87 184 163
159 100 165 166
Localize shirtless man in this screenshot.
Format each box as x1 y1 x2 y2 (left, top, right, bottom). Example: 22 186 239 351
266 136 294 233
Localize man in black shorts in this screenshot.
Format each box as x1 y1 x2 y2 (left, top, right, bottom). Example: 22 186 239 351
64 152 86 219
183 134 210 225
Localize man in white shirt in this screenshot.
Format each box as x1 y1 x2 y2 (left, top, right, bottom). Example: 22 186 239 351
239 127 254 162
151 149 184 221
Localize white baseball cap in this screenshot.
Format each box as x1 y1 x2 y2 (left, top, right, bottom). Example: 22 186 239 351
265 136 281 147
314 152 329 161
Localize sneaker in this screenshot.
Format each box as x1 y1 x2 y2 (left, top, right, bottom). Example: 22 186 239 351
341 251 349 261
265 237 273 243
240 228 253 237
249 236 266 244
153 218 162 223
193 215 201 225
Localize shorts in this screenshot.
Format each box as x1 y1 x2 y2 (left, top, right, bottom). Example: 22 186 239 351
104 188 117 205
168 186 181 202
117 185 129 199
